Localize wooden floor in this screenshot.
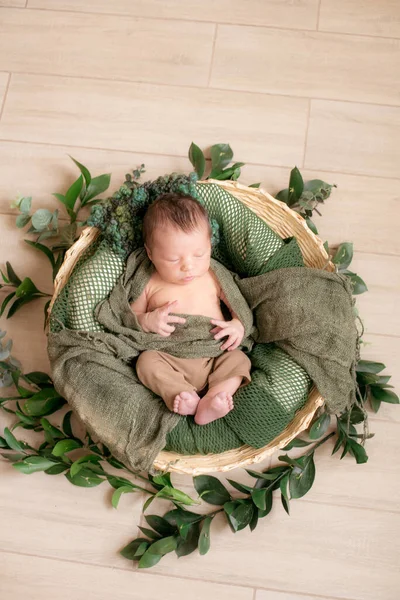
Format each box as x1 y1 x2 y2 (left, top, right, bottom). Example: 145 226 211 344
1 1 399 598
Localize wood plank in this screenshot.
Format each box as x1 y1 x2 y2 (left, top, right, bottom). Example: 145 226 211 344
305 100 400 178
2 144 398 257
211 26 400 106
27 0 320 31
319 0 400 39
0 0 25 6
0 73 309 167
145 501 400 598
0 71 8 109
238 164 400 256
256 592 337 600
0 551 254 600
0 140 190 214
0 8 214 87
360 333 400 422
0 460 145 567
351 252 400 337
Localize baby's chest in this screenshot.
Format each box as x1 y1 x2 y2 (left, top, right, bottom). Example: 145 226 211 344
147 277 223 317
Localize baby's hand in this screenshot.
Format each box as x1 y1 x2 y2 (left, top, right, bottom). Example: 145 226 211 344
143 301 186 337
210 318 245 351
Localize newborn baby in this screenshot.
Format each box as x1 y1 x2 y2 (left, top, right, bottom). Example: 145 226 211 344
131 193 251 425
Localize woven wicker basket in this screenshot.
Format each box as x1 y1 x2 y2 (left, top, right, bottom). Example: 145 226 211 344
49 180 333 475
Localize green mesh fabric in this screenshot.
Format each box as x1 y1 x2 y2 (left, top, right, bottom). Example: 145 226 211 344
50 239 124 333
49 180 311 456
197 184 284 276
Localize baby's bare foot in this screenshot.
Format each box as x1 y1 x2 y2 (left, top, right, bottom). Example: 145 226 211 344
194 391 234 425
173 391 200 416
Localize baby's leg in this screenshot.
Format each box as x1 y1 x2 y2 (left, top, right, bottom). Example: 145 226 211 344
194 350 251 426
194 376 241 425
136 351 200 415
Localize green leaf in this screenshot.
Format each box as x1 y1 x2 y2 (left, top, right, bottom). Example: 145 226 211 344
25 372 53 386
246 467 285 480
23 389 65 417
64 175 84 211
370 386 399 404
210 144 233 172
62 410 74 437
52 439 82 456
198 516 212 555
258 491 273 518
147 535 178 556
155 485 199 506
31 209 53 231
16 214 31 228
19 196 32 214
65 468 104 488
332 242 353 270
69 156 92 188
6 262 22 286
251 488 269 510
143 496 155 512
193 475 231 505
0 292 16 317
138 527 162 540
309 412 331 439
13 456 57 474
83 174 111 204
288 166 304 207
305 216 318 235
45 463 69 475
24 240 55 268
281 438 312 451
175 522 200 557
145 515 176 537
3 427 24 452
40 418 65 440
150 472 172 488
120 538 150 561
281 494 290 515
0 437 8 448
226 501 254 532
249 183 261 188
226 479 253 494
70 454 102 478
112 485 136 508
188 142 206 179
347 439 368 464
343 271 368 295
356 360 385 374
138 549 163 569
15 277 43 299
289 455 316 499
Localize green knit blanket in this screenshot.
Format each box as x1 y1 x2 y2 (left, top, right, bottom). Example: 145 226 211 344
48 238 358 473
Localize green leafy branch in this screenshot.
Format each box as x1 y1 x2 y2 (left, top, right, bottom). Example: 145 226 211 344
1 330 398 567
1 158 112 320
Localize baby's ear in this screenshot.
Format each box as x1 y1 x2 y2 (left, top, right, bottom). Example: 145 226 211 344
144 244 152 260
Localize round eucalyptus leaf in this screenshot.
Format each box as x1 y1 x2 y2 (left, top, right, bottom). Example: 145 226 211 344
32 209 53 231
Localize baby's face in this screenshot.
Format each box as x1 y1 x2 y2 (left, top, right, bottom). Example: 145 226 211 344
146 223 211 285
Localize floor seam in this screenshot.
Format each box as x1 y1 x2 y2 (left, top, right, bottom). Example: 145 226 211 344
2 68 400 111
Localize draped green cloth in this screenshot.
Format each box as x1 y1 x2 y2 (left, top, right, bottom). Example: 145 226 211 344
48 240 358 473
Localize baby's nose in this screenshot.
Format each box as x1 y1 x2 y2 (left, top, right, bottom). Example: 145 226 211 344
181 261 192 272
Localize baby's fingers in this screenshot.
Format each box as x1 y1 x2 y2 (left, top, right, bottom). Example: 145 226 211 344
220 334 237 351
167 315 186 324
161 323 175 334
214 327 233 340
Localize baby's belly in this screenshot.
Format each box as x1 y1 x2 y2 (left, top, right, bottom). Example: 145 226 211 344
148 294 225 320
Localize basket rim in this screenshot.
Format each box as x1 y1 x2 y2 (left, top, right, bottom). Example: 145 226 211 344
48 179 330 474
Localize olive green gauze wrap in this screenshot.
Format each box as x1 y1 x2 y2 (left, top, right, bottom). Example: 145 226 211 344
48 241 359 473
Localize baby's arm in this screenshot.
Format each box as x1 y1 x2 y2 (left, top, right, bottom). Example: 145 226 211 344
130 288 151 332
130 291 186 337
210 287 245 351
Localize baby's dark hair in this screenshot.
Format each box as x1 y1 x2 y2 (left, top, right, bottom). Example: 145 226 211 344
143 193 211 247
